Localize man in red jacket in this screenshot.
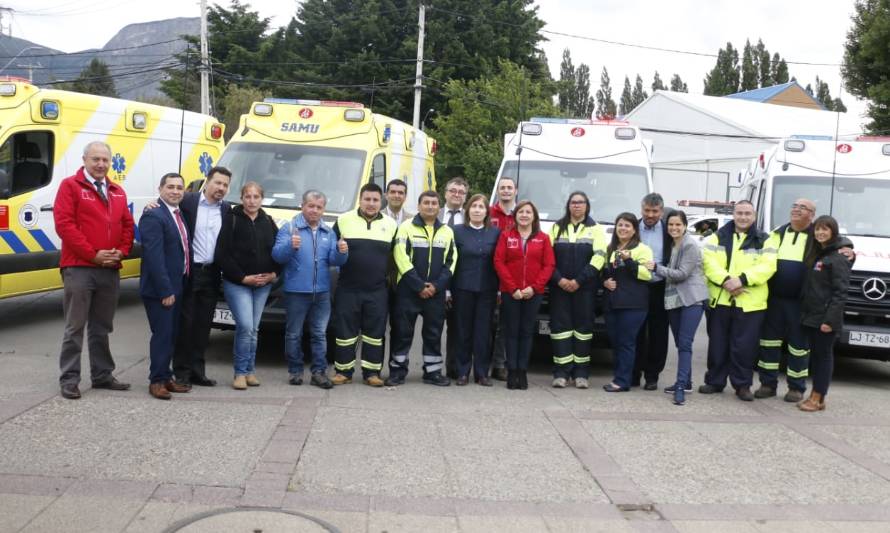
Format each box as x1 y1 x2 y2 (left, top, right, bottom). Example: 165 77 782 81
54 141 135 400
488 175 517 380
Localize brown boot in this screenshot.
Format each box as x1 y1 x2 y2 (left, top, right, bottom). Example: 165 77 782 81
149 383 172 400
798 392 825 412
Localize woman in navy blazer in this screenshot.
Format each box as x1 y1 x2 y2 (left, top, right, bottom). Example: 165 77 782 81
139 173 193 400
451 194 500 386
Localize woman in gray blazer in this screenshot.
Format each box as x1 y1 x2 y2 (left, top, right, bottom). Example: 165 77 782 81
646 210 709 405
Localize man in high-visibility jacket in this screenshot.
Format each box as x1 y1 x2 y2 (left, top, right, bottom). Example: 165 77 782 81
700 200 777 401
386 190 458 386
754 198 816 402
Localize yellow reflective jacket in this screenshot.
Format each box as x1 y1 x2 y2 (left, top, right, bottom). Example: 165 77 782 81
393 214 457 293
702 222 777 312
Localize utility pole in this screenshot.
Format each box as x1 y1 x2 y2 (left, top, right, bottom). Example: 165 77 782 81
411 2 425 129
199 0 210 115
16 62 40 82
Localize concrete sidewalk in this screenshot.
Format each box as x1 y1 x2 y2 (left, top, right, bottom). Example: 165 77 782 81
3 280 890 532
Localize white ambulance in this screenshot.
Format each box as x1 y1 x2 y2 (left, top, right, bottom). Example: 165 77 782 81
491 118 654 337
739 135 890 357
0 78 225 298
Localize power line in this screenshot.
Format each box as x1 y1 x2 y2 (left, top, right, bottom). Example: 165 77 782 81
0 37 185 59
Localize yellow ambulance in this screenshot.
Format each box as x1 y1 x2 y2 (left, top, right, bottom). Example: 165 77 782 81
0 78 225 298
217 98 437 217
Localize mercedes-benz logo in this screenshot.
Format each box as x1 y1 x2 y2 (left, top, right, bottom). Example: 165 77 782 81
862 277 888 301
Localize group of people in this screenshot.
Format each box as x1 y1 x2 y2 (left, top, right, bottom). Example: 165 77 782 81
53 141 852 413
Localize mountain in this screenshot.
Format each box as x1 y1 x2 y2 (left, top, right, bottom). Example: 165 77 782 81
0 17 199 101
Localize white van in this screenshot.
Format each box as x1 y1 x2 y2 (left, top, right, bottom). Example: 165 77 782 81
491 118 654 336
739 135 890 357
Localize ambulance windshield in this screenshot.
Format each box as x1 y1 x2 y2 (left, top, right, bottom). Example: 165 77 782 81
772 176 890 238
219 142 365 213
501 161 648 223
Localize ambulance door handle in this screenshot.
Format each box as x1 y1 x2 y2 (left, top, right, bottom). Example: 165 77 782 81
40 205 53 212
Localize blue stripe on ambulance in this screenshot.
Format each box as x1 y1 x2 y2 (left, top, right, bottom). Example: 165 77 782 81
28 229 57 251
0 231 28 253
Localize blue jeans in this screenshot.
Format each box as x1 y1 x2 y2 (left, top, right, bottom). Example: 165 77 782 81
606 309 648 389
285 292 331 376
223 280 272 376
667 303 705 389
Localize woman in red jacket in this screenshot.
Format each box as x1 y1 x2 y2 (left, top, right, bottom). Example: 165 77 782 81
494 200 555 390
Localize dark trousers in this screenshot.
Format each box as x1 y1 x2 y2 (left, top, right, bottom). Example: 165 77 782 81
606 308 648 389
549 288 594 379
59 267 120 386
452 289 496 379
704 306 764 390
501 293 543 371
806 326 836 396
667 304 705 389
757 297 810 392
173 266 219 382
389 286 446 378
633 280 669 384
445 304 459 378
144 296 182 384
491 303 506 369
333 286 387 378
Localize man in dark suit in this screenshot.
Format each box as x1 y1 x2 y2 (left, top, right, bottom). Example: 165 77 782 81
173 166 233 386
633 192 674 390
140 173 194 400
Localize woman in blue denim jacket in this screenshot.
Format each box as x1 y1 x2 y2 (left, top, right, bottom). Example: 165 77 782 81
272 190 348 388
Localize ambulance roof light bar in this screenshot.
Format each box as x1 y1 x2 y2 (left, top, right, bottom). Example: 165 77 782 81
790 134 834 141
263 98 363 108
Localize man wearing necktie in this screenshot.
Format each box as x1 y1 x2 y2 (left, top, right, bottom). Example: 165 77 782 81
138 173 193 400
439 177 468 379
53 141 134 400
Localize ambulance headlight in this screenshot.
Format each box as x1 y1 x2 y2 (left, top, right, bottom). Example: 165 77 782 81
0 84 16 96
41 100 59 120
344 109 365 122
615 127 636 140
883 144 890 156
784 140 805 152
253 103 273 116
521 123 542 135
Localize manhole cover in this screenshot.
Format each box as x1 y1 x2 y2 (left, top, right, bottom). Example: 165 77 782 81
164 508 339 533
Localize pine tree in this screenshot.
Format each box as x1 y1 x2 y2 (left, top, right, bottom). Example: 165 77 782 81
756 39 773 87
574 64 595 118
703 42 740 96
741 39 759 91
652 71 666 92
805 83 814 96
558 48 575 113
670 74 688 92
842 0 890 132
595 67 617 119
618 75 633 116
771 53 790 84
68 58 117 97
631 74 648 108
557 48 594 118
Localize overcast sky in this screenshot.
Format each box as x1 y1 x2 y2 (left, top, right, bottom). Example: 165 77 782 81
4 0 867 128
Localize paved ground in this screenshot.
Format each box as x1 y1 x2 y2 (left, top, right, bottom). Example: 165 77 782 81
3 279 890 532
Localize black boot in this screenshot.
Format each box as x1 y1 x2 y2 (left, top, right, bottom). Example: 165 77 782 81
519 370 528 390
507 369 516 389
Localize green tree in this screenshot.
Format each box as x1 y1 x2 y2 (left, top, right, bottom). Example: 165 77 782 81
652 71 666 92
740 39 758 91
670 73 688 92
220 85 270 141
631 74 648 108
842 0 890 132
430 60 558 195
288 0 548 122
812 76 847 112
618 75 633 116
703 42 740 95
66 58 117 97
557 49 594 118
755 39 773 87
595 67 617 119
772 53 790 84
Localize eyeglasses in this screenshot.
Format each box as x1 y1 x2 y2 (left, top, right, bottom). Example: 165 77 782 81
791 203 814 212
447 189 467 195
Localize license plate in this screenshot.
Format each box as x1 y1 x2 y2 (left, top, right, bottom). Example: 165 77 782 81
848 330 890 349
538 320 550 335
214 307 235 326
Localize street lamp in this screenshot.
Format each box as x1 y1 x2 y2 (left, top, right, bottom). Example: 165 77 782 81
0 46 46 75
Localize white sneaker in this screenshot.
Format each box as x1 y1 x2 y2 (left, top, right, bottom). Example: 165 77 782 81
575 377 589 389
552 377 567 388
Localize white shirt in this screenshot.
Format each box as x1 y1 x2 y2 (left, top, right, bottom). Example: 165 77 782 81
193 194 222 264
440 206 464 226
383 206 413 225
83 169 106 196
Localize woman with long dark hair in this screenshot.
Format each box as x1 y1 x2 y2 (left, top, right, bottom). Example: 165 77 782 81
493 200 555 390
798 215 853 411
548 191 606 389
451 194 500 386
602 212 653 392
646 210 708 405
